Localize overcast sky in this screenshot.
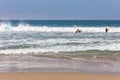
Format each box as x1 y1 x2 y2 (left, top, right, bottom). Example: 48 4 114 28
0 0 120 20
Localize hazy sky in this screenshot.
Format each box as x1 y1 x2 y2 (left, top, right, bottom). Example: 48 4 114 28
0 0 120 20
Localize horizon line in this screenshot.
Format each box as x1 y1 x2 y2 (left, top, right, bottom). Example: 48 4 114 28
0 19 120 21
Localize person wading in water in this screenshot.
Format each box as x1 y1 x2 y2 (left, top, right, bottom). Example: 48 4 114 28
105 27 109 33
75 29 81 33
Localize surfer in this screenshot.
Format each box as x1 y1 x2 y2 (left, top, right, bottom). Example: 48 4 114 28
75 29 81 33
105 27 109 33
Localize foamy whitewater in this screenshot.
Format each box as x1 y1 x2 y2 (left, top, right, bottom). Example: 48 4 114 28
0 20 120 73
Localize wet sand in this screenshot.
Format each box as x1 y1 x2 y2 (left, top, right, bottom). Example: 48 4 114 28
0 72 120 80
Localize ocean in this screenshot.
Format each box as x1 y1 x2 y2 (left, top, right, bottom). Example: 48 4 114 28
0 20 120 73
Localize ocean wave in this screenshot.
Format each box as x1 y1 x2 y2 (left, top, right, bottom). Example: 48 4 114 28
1 40 120 54
0 49 120 62
0 23 120 32
0 48 120 55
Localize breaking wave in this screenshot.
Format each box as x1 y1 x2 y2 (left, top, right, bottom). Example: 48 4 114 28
0 23 120 32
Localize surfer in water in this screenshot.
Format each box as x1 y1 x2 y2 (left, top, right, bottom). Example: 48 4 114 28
75 29 81 33
105 27 109 33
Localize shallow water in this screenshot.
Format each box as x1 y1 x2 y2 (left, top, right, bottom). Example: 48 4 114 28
0 55 119 73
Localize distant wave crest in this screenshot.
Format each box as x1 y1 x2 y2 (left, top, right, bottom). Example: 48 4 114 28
0 23 120 32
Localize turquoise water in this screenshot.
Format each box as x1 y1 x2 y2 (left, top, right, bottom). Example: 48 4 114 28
1 20 120 27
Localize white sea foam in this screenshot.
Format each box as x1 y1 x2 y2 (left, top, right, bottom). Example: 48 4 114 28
1 22 120 54
0 35 120 54
0 23 120 32
0 42 120 54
